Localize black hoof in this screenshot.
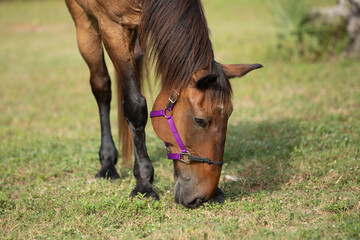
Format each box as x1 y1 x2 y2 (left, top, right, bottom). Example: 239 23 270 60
130 186 159 200
209 187 225 204
95 164 120 180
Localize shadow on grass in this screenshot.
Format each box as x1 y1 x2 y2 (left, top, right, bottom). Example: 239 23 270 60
221 119 301 199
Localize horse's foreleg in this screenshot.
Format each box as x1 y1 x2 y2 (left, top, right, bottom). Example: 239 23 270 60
90 57 120 180
122 69 158 200
66 0 119 179
100 25 159 200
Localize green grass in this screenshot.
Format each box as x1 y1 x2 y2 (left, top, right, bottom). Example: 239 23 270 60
1 0 359 239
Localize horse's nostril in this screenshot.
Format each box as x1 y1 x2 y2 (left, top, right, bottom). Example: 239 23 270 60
185 197 203 208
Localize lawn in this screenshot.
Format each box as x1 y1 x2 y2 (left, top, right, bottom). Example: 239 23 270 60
0 0 359 239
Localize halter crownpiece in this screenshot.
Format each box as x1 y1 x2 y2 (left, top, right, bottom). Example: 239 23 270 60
150 91 224 166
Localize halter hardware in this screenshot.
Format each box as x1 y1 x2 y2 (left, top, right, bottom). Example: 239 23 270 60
150 91 224 166
166 91 180 108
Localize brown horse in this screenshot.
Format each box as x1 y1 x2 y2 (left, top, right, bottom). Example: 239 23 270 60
66 0 262 208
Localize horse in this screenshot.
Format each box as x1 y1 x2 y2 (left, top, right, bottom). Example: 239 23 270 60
65 0 262 208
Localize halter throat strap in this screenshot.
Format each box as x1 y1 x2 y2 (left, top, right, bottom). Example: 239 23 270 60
150 91 223 166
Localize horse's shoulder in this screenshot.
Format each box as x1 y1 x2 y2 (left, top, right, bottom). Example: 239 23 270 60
82 0 141 28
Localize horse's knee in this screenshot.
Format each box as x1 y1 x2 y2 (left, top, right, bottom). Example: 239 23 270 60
123 94 148 128
90 75 111 102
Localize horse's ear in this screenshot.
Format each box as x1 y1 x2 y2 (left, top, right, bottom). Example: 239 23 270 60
195 70 219 89
221 64 263 79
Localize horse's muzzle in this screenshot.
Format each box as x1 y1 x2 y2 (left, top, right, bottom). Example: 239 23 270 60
174 180 206 208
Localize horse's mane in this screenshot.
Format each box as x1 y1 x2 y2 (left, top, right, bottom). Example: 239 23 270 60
139 0 214 91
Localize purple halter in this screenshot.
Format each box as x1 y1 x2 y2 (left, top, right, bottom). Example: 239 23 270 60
150 91 223 166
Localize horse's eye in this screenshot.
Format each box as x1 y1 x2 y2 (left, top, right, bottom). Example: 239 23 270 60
195 118 207 128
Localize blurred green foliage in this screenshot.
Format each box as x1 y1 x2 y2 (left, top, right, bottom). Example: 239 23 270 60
269 0 349 61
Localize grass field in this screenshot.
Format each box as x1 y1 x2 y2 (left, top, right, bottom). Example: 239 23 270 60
1 0 360 239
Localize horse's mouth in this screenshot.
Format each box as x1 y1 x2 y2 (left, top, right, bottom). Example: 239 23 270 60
174 180 216 208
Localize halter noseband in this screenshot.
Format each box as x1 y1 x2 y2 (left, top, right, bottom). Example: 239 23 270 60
150 91 224 166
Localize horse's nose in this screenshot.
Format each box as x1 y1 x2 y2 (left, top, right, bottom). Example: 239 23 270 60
182 196 204 208
174 181 205 208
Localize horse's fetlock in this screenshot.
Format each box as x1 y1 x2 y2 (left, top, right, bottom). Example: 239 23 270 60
130 185 159 200
95 164 120 180
99 146 118 165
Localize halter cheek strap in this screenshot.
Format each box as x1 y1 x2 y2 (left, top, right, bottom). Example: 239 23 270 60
150 91 223 166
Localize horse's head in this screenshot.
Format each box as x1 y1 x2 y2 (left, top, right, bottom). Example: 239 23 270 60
151 61 262 208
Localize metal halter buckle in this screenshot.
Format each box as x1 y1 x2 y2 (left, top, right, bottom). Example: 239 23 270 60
180 152 190 161
166 90 180 109
169 90 180 103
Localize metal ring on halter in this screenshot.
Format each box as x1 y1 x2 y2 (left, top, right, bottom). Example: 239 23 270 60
164 108 172 118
